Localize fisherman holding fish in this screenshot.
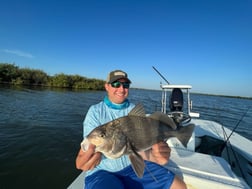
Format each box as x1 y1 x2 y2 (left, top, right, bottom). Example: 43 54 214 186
75 70 187 189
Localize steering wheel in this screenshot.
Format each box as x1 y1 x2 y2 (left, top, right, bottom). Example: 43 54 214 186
168 111 191 126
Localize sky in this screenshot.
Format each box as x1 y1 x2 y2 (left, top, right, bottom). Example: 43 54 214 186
0 0 251 97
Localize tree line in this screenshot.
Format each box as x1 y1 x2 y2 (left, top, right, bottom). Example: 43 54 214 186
0 63 105 90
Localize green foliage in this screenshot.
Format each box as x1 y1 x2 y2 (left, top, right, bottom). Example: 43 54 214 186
0 63 19 82
50 73 71 88
17 68 48 85
0 63 105 90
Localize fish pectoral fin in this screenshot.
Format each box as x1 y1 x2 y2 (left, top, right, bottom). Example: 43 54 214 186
129 152 145 178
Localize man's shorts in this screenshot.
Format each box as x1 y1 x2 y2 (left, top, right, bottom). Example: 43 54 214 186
85 161 175 189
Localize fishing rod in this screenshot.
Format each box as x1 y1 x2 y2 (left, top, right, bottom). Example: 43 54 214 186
219 106 251 181
152 66 170 84
224 106 250 145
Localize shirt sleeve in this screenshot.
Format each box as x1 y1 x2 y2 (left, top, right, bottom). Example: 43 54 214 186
83 105 101 138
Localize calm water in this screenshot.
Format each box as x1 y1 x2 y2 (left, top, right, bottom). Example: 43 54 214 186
0 86 252 188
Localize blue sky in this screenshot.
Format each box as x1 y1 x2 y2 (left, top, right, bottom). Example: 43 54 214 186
0 0 251 97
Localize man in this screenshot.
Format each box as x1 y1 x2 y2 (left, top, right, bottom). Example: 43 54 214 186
76 70 186 189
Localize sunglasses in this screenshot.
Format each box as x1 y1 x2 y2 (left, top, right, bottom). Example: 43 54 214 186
111 81 130 89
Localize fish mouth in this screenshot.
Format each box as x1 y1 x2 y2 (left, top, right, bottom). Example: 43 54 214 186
81 137 105 151
80 138 90 151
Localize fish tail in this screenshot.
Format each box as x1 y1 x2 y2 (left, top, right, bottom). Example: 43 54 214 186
175 124 195 147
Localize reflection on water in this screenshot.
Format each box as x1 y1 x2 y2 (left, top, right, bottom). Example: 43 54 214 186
0 86 251 188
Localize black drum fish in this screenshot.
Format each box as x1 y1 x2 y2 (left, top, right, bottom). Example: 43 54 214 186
81 104 194 178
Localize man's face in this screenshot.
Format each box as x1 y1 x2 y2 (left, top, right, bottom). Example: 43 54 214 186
105 79 130 104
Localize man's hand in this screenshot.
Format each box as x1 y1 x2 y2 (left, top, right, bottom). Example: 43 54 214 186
140 141 171 165
75 143 102 171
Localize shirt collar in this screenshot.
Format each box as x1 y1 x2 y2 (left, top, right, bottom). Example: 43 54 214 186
103 96 130 110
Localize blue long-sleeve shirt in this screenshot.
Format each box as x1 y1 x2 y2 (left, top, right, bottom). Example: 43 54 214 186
83 99 135 177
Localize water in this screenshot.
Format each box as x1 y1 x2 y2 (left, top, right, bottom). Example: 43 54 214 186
0 86 252 188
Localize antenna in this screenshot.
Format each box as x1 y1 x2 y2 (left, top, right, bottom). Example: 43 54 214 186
152 66 170 84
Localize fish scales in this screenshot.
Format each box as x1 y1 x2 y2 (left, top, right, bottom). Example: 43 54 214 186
119 115 171 151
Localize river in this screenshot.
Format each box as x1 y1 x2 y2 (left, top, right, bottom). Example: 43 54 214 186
0 86 252 188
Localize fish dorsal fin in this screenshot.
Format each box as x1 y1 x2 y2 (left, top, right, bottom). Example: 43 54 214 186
128 104 146 117
128 145 145 178
149 112 177 129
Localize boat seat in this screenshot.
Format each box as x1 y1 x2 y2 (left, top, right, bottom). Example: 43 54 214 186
169 88 183 112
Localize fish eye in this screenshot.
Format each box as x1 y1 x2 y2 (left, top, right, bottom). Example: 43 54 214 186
99 132 106 138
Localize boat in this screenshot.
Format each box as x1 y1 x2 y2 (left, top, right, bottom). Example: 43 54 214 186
68 83 252 189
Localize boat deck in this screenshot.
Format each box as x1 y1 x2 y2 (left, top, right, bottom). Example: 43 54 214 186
192 119 252 161
167 148 249 189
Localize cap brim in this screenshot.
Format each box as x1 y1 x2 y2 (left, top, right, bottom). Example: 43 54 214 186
108 76 131 83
